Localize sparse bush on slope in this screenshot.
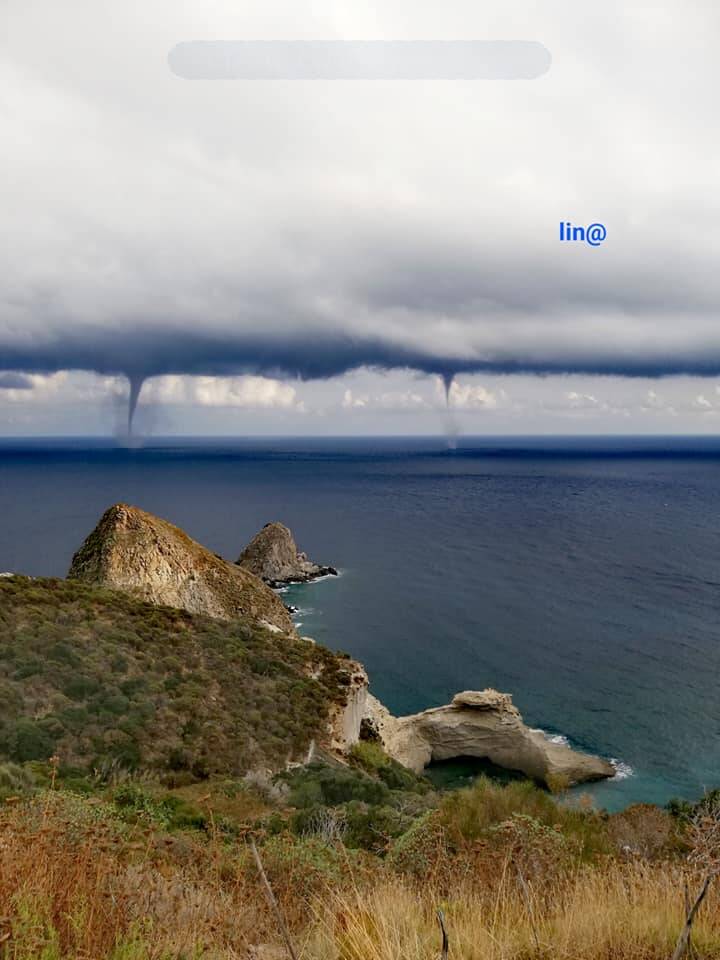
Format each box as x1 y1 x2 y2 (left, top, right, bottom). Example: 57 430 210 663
276 753 436 853
0 576 351 778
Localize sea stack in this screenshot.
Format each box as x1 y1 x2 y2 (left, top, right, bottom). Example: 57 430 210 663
68 504 294 633
237 522 337 588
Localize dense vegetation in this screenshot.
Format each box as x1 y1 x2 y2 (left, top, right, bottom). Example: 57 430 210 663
0 576 351 778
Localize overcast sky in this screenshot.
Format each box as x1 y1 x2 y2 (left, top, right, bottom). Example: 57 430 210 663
2 0 720 436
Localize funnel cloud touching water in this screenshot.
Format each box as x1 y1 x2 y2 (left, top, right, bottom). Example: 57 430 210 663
2 1 720 433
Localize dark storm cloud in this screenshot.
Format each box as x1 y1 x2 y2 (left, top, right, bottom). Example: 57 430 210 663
7 316 720 385
2 0 720 424
0 372 33 390
4 227 720 385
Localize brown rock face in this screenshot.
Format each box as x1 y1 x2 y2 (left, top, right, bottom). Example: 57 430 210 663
237 522 337 587
68 504 294 633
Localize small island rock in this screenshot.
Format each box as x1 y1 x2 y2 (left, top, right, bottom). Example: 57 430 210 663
237 522 337 587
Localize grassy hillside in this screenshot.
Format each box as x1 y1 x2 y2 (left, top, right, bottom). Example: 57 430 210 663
1 770 719 959
2 575 720 958
0 576 351 778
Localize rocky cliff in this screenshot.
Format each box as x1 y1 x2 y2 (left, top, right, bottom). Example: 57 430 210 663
328 663 369 752
365 689 614 787
68 504 294 633
237 522 337 587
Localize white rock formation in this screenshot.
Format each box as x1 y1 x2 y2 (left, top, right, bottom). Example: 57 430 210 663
329 662 370 751
364 688 614 787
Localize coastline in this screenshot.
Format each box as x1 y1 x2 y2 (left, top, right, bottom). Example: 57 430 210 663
284 575 620 794
2 439 716 811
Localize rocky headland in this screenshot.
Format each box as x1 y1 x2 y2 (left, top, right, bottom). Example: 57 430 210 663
68 504 294 634
237 521 337 587
65 504 613 787
65 505 363 761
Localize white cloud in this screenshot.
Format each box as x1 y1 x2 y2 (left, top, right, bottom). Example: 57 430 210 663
342 389 367 408
377 391 428 410
9 366 720 436
145 375 298 408
0 371 126 404
448 381 498 410
642 389 664 410
341 386 428 411
566 391 598 408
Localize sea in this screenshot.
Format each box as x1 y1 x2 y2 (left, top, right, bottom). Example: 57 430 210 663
2 435 720 812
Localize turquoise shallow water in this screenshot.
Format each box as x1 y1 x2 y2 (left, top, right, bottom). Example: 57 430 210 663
3 435 720 811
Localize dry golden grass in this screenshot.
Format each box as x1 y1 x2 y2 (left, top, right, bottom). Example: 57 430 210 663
2 792 720 959
309 866 720 960
0 793 272 959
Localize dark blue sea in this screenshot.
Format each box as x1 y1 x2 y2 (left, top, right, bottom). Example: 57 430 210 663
2 435 720 811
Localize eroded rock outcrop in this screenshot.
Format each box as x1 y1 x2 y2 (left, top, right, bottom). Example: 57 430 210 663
68 504 294 633
237 522 337 587
328 662 370 752
365 688 614 787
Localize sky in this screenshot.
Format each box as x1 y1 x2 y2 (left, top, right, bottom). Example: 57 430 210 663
2 0 720 436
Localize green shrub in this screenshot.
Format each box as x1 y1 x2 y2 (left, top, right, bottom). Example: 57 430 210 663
350 741 432 793
248 834 354 898
290 796 421 853
111 783 208 832
668 788 720 821
63 675 101 700
0 761 37 800
112 783 170 826
438 776 609 861
341 800 414 852
387 811 447 877
0 718 57 762
349 741 389 772
282 761 391 809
